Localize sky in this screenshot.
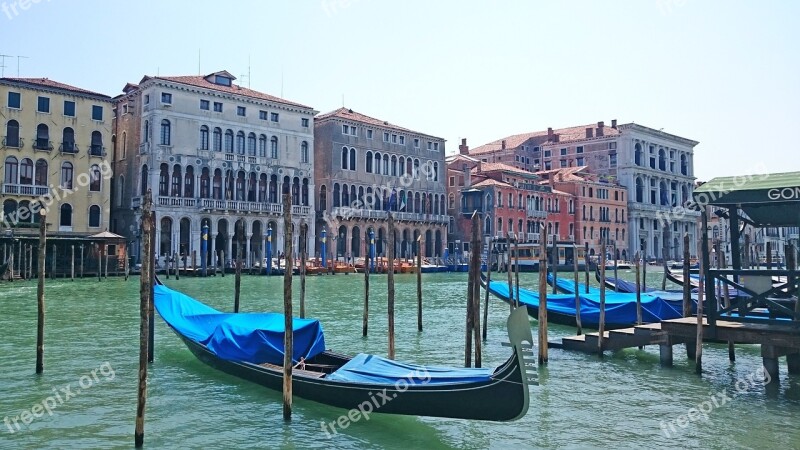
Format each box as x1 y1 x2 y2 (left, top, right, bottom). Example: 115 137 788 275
1 0 798 180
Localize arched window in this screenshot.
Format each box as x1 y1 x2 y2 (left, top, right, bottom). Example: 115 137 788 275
258 173 267 202
159 163 169 196
658 149 666 171
291 177 300 205
200 126 209 150
270 136 278 158
374 152 381 174
4 156 18 184
399 156 405 176
34 159 47 186
268 175 278 203
302 178 309 206
213 127 222 151
200 168 210 198
143 120 149 143
141 165 149 195
634 143 642 166
35 124 50 149
448 193 455 209
349 147 356 170
90 165 102 192
62 127 76 152
213 169 223 199
342 183 350 206
365 151 373 173
391 155 397 176
680 154 688 175
61 161 73 189
319 185 327 211
160 120 171 145
301 141 309 163
5 120 20 147
19 158 33 185
382 154 389 175
116 176 125 207
121 131 127 160
341 146 348 170
184 166 195 197
224 129 234 153
171 165 182 196
413 159 420 179
60 204 73 227
259 134 267 157
333 183 340 207
88 205 101 228
433 162 439 182
236 131 246 155
247 133 256 156
635 177 644 203
90 131 103 156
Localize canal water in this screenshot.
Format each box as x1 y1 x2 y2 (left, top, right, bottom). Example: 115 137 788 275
1 270 799 449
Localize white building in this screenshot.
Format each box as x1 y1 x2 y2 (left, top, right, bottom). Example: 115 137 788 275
112 70 317 267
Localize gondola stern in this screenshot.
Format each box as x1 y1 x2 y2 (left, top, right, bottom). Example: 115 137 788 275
504 306 537 420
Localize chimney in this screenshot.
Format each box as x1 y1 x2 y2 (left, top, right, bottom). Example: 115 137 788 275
597 121 604 129
547 127 554 140
586 127 593 138
501 139 506 150
611 119 617 129
596 121 604 137
558 172 564 182
464 166 471 188
458 138 469 155
553 134 559 143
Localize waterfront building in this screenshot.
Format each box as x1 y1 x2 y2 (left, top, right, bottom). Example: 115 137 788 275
1 77 115 268
313 108 447 260
468 120 699 259
112 71 317 266
535 166 629 260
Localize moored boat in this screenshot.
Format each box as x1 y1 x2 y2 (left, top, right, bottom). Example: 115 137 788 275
154 280 537 421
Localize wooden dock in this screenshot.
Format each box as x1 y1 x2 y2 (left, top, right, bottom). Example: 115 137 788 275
556 318 800 381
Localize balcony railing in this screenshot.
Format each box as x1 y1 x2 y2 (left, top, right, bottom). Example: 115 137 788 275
2 136 23 148
89 145 105 157
526 209 547 219
59 142 79 154
139 142 150 154
33 139 53 151
194 198 297 214
2 183 50 196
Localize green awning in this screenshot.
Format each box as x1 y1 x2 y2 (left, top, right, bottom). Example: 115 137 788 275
693 171 800 227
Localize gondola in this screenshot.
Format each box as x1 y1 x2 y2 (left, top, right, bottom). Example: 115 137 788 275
154 280 536 422
482 274 683 329
664 266 701 289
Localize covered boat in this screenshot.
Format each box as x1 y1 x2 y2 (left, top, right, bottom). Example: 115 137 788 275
485 275 683 329
155 282 536 421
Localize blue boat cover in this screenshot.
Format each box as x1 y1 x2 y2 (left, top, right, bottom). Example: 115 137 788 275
327 353 493 384
488 279 683 325
154 284 326 365
548 273 600 295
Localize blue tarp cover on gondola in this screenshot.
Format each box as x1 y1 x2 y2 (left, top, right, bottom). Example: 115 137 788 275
489 279 683 325
154 285 326 365
327 353 493 384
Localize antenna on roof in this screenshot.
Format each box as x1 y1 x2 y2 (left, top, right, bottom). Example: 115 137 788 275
15 55 28 77
280 69 284 98
198 49 201 75
0 54 11 77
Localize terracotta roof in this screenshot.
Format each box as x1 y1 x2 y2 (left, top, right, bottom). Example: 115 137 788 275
470 123 622 155
535 166 591 182
474 162 537 177
316 107 442 139
472 178 513 189
143 74 312 109
1 77 111 98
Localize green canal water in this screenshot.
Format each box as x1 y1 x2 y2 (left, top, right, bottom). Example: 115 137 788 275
1 271 799 449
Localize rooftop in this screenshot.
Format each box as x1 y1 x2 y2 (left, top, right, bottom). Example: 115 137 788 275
473 162 538 178
1 77 111 99
470 122 622 155
316 107 443 140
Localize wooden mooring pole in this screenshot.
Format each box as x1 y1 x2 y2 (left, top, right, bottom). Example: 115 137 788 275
573 244 582 335
174 252 179 281
682 233 691 317
584 243 590 294
662 223 669 290
470 213 482 368
36 211 46 374
71 245 75 281
220 250 225 277
613 240 618 292
363 229 370 337
482 240 493 341
134 191 153 448
514 236 521 306
299 221 307 319
635 251 642 325
507 233 514 309
80 244 84 279
538 225 548 365
551 234 557 295
466 214 476 367
282 193 294 421
696 230 707 374
52 244 57 280
148 211 156 364
234 222 243 313
598 237 606 356
417 236 423 333
387 214 396 360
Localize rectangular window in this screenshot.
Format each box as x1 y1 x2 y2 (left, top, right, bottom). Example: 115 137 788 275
383 132 389 142
200 100 210 110
560 148 567 156
92 105 103 121
576 146 583 154
144 94 150 105
609 142 617 149
7 91 21 109
63 100 76 117
391 134 397 143
449 176 455 187
610 153 617 166
433 142 439 151
427 141 432 150
399 136 405 145
37 96 50 113
237 106 246 117
270 112 279 122
260 110 268 120
545 161 552 170
543 149 551 157
342 124 349 134
161 92 172 104
414 138 420 148
213 102 223 112
576 157 584 166
301 118 309 127
560 159 567 168
367 129 373 139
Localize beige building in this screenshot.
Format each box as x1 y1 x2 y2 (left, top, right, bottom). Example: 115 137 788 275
1 77 113 237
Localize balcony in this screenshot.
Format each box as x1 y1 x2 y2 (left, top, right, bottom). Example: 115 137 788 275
89 145 106 157
33 139 53 151
527 233 540 242
526 208 547 219
3 183 50 196
331 207 387 220
139 142 150 154
59 142 79 154
131 197 142 209
2 136 23 148
196 198 288 215
292 205 311 216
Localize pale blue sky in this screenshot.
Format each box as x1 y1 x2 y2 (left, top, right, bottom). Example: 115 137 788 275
2 0 798 180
